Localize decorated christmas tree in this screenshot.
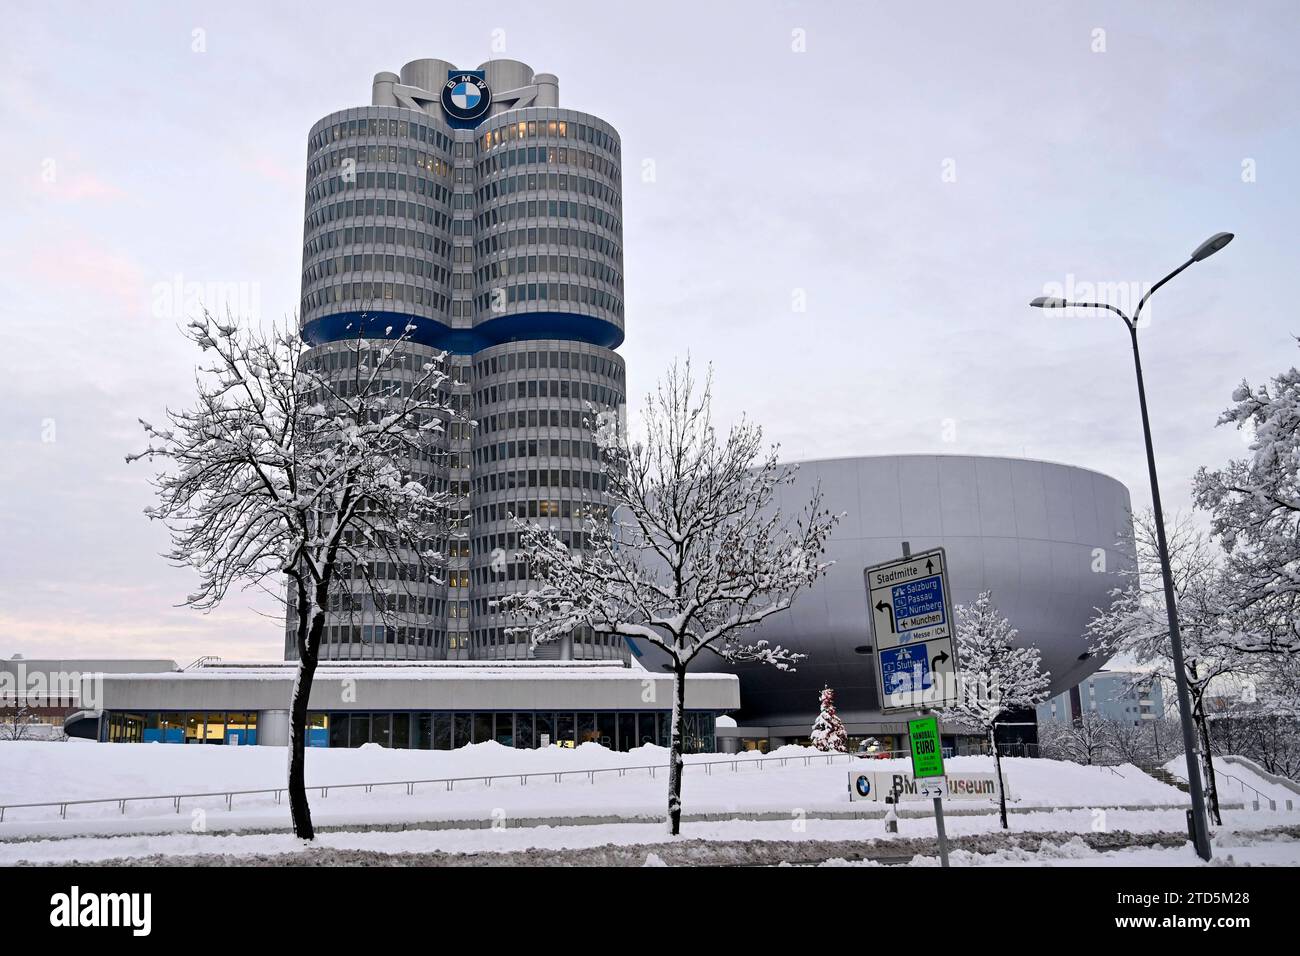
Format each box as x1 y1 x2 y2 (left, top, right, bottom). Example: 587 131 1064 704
810 686 848 753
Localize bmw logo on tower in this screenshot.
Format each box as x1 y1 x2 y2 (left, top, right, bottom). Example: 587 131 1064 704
441 71 491 124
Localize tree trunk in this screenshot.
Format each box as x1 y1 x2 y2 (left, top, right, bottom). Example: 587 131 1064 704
1196 709 1222 826
666 662 688 836
288 606 325 840
991 726 1008 830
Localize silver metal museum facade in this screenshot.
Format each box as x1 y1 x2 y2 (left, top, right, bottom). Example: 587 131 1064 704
681 455 1137 752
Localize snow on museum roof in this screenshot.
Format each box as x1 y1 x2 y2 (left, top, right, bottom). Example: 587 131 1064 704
102 660 738 683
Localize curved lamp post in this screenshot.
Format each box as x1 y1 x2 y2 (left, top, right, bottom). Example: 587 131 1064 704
1030 231 1234 862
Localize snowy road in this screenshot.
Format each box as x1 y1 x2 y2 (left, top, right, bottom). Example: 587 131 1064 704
3 810 1297 866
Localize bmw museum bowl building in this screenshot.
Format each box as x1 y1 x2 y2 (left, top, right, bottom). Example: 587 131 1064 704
55 60 1133 755
690 455 1136 753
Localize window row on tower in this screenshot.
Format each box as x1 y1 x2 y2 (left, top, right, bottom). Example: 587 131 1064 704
474 224 621 266
475 376 623 409
477 414 607 445
307 157 453 204
476 116 620 162
477 251 621 291
474 462 609 498
474 196 620 237
320 624 447 651
477 157 621 208
473 345 624 382
310 113 456 159
302 281 451 318
303 223 452 267
303 251 452 289
305 195 452 234
472 526 600 576
476 281 623 319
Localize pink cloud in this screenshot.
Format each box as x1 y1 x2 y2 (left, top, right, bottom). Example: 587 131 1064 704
33 169 127 202
242 154 299 186
23 235 147 315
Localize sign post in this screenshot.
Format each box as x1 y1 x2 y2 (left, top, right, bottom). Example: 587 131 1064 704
908 713 950 868
865 540 959 867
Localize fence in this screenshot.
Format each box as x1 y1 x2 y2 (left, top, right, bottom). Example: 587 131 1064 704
0 750 863 823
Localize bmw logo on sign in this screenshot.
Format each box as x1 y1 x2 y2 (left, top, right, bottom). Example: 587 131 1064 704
855 774 872 798
441 72 491 125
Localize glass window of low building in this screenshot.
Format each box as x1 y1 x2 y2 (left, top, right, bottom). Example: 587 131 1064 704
576 712 597 745
349 713 370 746
473 712 493 744
434 713 452 750
617 713 635 752
556 712 575 747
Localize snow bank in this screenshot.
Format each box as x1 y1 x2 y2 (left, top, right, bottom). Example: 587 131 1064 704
1164 755 1300 808
0 741 1195 838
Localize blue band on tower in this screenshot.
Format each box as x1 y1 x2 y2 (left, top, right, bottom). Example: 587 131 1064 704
301 310 624 354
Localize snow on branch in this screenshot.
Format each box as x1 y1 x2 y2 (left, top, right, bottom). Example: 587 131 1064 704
1194 350 1300 654
495 358 842 671
129 309 463 658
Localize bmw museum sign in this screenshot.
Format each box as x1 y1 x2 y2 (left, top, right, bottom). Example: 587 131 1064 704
864 547 960 714
847 770 1008 803
441 71 492 126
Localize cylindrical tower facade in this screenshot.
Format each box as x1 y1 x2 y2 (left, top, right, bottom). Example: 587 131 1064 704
288 59 626 663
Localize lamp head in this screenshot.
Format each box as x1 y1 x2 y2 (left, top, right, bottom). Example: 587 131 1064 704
1190 232 1234 262
1030 296 1069 308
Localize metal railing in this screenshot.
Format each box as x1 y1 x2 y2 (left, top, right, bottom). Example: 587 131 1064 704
0 750 865 823
853 748 959 760
1212 767 1288 811
1163 763 1291 812
8 746 1195 826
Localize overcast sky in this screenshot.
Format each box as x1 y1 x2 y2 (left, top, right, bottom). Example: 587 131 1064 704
2 1 1298 662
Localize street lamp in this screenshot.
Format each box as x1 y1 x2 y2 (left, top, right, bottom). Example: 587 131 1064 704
1029 231 1234 862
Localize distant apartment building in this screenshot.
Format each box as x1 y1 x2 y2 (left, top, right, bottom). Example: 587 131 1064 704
1037 669 1163 726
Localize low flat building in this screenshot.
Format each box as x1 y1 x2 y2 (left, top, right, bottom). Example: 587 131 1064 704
48 658 737 753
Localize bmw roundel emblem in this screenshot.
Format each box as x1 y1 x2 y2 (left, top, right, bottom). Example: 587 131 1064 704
442 73 492 122
855 774 872 797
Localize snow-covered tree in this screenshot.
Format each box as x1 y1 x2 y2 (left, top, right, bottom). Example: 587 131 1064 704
810 687 848 753
1193 352 1300 655
496 360 841 834
1105 716 1156 766
1039 712 1112 766
1143 713 1186 765
942 591 1051 829
0 704 41 741
1088 511 1259 824
1209 659 1300 780
130 310 459 839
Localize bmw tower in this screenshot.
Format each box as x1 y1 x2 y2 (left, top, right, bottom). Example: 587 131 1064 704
290 59 627 663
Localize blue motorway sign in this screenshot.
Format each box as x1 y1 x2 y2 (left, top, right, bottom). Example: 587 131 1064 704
879 643 932 694
892 574 947 637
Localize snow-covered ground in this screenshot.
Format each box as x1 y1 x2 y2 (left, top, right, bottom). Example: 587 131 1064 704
831 829 1300 868
3 739 1191 834
2 810 1296 866
3 740 1297 865
1163 755 1300 809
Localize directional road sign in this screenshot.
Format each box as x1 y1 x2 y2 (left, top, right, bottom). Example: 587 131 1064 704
865 547 959 714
